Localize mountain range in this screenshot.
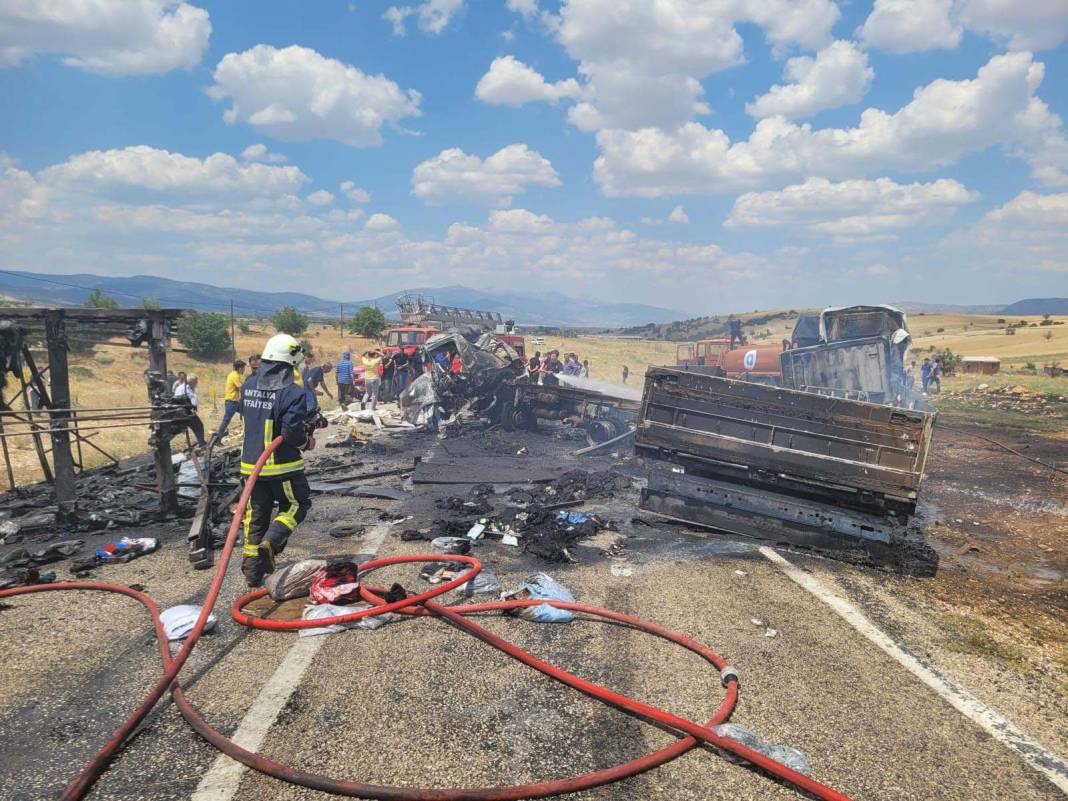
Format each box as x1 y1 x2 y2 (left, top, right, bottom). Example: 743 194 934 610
0 271 688 327
2 270 1065 326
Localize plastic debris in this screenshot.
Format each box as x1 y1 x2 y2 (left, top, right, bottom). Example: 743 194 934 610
505 573 576 623
299 603 400 637
160 605 217 641
734 570 747 577
765 628 778 638
177 457 208 500
456 569 503 597
431 536 471 555
466 522 486 541
0 567 56 590
419 559 469 583
750 618 765 626
610 563 634 577
265 559 327 602
95 537 158 564
501 533 520 547
711 723 811 776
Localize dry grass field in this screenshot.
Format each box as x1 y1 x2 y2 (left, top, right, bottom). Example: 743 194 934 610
4 311 1067 487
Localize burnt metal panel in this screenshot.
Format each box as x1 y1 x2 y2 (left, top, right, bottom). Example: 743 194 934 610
636 367 934 515
780 336 894 400
644 469 897 544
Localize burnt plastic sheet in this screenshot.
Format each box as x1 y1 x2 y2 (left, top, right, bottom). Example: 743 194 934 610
412 457 567 485
305 482 407 500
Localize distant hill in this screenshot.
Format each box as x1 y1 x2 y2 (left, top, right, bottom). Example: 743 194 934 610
0 271 687 327
1000 298 1068 316
618 309 802 342
892 301 1004 314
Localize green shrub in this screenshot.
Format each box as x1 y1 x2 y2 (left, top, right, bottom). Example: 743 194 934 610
176 312 232 359
348 306 387 338
272 306 309 336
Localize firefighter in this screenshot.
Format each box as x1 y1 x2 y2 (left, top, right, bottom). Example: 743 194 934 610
238 334 316 587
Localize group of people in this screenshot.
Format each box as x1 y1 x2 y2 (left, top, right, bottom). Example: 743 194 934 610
920 357 943 394
333 348 417 411
525 350 590 384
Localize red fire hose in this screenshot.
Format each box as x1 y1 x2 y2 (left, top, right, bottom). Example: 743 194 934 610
0 437 856 801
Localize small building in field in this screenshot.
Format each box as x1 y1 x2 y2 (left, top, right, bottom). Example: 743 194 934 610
961 356 1001 374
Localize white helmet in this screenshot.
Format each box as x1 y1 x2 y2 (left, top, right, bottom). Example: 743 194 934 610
262 334 305 367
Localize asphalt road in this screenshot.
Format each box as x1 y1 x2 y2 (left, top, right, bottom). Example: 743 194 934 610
0 420 1064 801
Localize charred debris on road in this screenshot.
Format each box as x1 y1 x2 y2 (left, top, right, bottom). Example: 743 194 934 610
1 306 949 588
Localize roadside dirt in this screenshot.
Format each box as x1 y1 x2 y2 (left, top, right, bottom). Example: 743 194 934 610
891 424 1068 694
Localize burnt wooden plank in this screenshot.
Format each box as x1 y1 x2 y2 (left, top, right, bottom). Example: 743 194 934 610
412 457 567 484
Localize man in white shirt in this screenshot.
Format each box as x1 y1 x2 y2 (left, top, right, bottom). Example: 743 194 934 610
173 373 207 447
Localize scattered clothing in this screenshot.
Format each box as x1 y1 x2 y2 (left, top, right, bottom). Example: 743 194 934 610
310 561 361 605
89 537 158 565
160 604 217 641
264 558 328 602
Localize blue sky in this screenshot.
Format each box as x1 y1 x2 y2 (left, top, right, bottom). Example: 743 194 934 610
1 0 1066 315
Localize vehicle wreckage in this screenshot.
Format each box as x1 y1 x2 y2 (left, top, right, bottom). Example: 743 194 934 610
397 329 641 445
393 313 936 567
636 305 935 567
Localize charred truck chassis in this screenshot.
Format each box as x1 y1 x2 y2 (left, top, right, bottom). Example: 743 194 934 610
636 367 934 561
502 380 641 444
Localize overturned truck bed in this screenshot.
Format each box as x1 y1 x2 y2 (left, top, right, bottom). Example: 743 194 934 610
635 367 935 565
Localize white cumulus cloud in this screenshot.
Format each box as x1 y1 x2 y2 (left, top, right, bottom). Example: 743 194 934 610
668 205 689 224
340 181 371 203
0 0 211 75
958 0 1068 51
594 52 1064 196
475 56 580 106
860 0 1068 53
411 143 561 207
383 0 463 37
548 0 841 131
747 41 874 120
726 177 978 242
859 0 962 53
944 190 1068 273
364 212 400 231
307 189 334 206
207 45 421 147
39 145 307 197
240 143 287 163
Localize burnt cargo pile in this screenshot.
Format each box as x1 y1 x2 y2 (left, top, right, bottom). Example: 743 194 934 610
635 367 936 568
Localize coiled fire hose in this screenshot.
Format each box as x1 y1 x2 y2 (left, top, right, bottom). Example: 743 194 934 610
0 437 856 801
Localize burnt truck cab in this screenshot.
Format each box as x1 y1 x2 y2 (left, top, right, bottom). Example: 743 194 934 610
383 322 525 361
383 326 435 357
780 305 914 405
676 338 730 368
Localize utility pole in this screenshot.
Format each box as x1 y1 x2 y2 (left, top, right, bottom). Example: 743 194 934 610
44 310 76 520
230 299 236 361
148 311 178 518
339 303 344 333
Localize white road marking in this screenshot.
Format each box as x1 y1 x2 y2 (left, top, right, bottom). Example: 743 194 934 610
760 546 1068 795
190 523 393 801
